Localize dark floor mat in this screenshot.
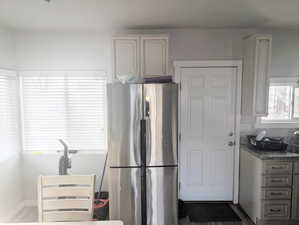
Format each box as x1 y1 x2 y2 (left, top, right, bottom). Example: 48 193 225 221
183 203 241 223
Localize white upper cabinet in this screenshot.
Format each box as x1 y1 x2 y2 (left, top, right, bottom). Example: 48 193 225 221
112 35 169 79
242 34 272 120
112 36 140 79
141 36 168 77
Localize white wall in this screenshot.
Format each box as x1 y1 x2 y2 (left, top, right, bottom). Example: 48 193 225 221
169 29 235 60
15 31 110 71
0 28 16 69
0 156 24 221
262 29 299 77
0 27 24 222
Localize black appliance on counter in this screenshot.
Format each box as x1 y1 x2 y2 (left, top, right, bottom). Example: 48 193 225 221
247 135 288 151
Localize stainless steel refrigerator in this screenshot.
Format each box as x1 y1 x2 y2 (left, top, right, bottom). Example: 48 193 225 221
107 83 178 225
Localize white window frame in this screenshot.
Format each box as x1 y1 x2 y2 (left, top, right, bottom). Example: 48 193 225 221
19 70 107 154
256 77 299 128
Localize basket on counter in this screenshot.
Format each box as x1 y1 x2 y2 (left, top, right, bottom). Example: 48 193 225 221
286 130 299 153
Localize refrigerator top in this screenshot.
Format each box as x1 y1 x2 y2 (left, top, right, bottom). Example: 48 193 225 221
115 75 173 84
108 81 177 86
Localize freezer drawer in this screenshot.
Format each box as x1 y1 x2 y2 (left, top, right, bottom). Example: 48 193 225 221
144 83 178 166
108 83 143 167
146 167 178 225
109 168 142 225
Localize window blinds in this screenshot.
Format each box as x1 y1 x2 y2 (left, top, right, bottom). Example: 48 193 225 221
20 71 106 152
0 70 19 158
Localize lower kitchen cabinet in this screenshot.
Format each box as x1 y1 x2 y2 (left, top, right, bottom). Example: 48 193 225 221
292 175 299 219
240 146 299 225
262 200 291 220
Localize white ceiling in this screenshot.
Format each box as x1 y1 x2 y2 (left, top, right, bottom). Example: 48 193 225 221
0 0 299 31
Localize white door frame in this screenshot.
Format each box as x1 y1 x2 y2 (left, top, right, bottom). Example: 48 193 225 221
173 60 242 204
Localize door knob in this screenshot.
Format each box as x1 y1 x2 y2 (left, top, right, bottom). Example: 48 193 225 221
228 141 235 146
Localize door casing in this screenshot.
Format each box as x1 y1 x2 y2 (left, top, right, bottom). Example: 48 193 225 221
173 60 242 204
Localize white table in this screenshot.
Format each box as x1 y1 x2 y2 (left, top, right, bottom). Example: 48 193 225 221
3 222 123 225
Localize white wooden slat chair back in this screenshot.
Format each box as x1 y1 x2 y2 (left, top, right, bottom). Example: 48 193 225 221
38 175 96 222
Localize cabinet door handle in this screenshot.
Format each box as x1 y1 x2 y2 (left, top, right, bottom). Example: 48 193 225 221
228 141 235 146
270 208 281 213
271 166 285 170
270 192 283 196
271 179 283 183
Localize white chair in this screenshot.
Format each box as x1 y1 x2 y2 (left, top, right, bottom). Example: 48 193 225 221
38 175 95 222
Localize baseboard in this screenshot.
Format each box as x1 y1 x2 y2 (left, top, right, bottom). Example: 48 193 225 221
24 200 37 207
5 201 25 222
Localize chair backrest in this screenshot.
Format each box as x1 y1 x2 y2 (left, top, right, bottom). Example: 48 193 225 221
38 175 95 222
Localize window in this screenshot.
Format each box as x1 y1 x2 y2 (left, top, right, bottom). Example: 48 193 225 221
20 71 106 152
257 78 299 128
0 69 19 160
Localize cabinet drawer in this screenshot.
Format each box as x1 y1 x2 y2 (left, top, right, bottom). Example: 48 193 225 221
262 200 290 220
294 162 299 174
262 175 292 187
263 161 292 175
262 188 291 200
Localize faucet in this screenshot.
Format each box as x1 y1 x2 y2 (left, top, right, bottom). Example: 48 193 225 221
58 139 78 175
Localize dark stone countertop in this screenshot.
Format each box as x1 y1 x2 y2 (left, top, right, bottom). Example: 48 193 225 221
240 144 299 160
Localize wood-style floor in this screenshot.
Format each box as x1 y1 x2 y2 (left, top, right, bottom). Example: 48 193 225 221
12 207 38 223
13 205 254 225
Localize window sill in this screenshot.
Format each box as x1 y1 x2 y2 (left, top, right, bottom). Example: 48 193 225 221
22 150 106 155
255 122 299 129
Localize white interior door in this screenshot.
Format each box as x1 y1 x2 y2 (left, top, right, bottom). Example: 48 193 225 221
179 67 237 201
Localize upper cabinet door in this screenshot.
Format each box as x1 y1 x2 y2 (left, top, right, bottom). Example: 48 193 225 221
241 34 272 121
141 36 169 77
254 37 271 116
292 175 299 219
112 37 140 79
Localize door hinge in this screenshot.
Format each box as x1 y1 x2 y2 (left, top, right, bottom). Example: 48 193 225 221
179 83 182 91
179 133 181 141
179 182 181 191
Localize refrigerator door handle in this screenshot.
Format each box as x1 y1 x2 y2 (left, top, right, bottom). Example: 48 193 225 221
140 119 147 225
144 98 152 165
145 99 150 118
145 118 152 166
140 119 147 165
146 168 153 225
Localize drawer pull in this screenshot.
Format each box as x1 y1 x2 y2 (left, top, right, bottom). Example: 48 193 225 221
270 192 283 196
271 166 285 170
269 208 281 213
271 179 284 183
271 179 285 183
